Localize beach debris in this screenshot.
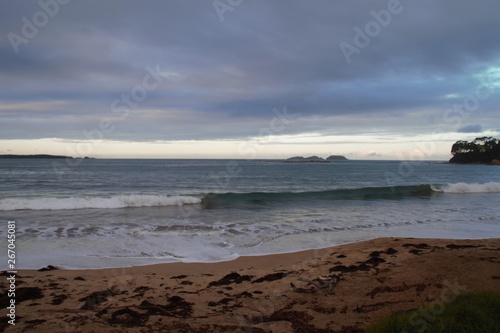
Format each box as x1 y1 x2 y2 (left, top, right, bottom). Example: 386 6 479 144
291 274 342 294
105 296 193 324
290 283 316 294
107 307 149 327
163 296 194 317
446 244 480 250
131 296 194 317
369 251 384 258
0 287 43 307
366 283 427 299
254 308 324 333
132 286 152 297
330 263 370 273
402 243 430 249
237 291 254 298
208 298 231 307
365 257 386 265
252 272 288 283
330 249 391 273
37 265 58 272
409 249 423 256
386 247 398 254
18 287 44 302
369 248 398 257
24 319 46 330
79 286 119 310
51 294 68 305
208 272 254 287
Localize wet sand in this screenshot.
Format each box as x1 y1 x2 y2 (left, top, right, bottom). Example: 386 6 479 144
2 237 500 332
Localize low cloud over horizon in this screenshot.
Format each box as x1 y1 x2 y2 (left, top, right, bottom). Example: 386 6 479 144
1 0 500 159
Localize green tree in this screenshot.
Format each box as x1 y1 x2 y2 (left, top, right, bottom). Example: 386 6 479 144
450 137 500 164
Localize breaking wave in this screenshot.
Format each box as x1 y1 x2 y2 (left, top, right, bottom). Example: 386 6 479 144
201 182 500 208
432 182 500 194
201 184 436 208
0 194 202 211
3 182 498 211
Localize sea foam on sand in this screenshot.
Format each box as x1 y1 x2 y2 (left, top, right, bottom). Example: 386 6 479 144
9 237 500 333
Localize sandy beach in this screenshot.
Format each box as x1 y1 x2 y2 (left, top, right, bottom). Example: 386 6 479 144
2 237 499 332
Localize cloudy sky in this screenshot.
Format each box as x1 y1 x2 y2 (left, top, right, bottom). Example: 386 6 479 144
1 0 500 159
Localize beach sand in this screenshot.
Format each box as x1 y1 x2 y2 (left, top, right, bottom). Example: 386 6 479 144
2 237 499 332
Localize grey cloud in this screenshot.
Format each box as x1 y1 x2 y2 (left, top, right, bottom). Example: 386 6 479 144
1 0 500 142
457 124 483 133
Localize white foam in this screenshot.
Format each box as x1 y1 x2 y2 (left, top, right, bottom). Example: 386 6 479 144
433 182 500 194
0 194 201 211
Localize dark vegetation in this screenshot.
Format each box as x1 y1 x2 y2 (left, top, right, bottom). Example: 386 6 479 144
450 137 500 164
0 154 94 159
366 291 500 333
0 154 71 159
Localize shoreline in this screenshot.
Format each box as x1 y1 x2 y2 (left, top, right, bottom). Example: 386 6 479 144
3 237 500 332
13 237 373 271
16 234 499 271
13 229 500 271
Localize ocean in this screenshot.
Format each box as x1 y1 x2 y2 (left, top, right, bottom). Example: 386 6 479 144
1 158 500 269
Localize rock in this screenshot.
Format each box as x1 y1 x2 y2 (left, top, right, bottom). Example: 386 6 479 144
0 154 72 159
326 155 348 161
285 155 347 162
38 265 59 272
285 156 326 163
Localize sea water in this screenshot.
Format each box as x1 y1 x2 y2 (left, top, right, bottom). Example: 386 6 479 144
1 158 499 269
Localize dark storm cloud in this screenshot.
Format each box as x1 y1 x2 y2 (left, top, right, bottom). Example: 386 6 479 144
457 124 483 133
1 0 500 141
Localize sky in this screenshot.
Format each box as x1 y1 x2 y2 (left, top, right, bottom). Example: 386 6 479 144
1 0 500 160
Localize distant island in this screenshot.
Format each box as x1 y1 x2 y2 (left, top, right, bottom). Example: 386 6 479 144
0 154 94 159
449 137 500 165
285 155 348 163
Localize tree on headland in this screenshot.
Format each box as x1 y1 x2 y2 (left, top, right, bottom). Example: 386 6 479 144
450 137 500 164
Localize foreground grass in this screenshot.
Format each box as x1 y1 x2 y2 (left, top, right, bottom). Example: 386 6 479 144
365 291 500 333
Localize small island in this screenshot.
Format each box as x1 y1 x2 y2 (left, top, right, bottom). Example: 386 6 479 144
0 154 72 159
285 155 348 163
0 154 95 159
326 155 348 161
449 137 500 164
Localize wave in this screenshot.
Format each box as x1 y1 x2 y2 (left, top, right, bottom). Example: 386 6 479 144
0 194 201 211
3 182 498 211
201 182 500 208
432 182 500 194
201 185 435 208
